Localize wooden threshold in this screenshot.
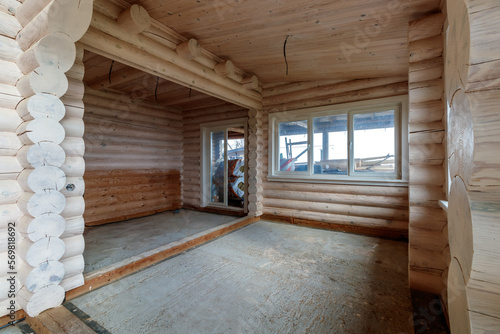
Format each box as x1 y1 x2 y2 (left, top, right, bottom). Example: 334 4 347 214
65 216 259 300
261 214 408 241
183 204 246 217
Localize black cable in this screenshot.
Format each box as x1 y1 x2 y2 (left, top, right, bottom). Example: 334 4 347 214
108 60 114 85
283 35 290 76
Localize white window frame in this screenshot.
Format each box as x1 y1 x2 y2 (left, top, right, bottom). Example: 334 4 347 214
268 96 409 186
200 118 248 211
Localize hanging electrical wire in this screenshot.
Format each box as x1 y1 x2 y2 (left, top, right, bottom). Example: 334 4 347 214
108 60 115 84
283 35 290 76
155 76 159 102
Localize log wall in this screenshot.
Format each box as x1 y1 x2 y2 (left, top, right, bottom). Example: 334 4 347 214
0 0 23 319
407 13 448 296
83 88 183 226
1 0 93 318
261 78 410 239
182 103 249 210
445 1 500 332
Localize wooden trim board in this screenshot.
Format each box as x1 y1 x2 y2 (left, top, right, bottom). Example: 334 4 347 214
65 216 259 300
25 306 95 334
261 214 408 241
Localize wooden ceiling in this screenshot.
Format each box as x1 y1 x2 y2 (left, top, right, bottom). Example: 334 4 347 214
83 51 232 110
123 0 441 83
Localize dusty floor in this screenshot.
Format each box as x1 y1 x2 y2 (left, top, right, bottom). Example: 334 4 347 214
71 221 414 333
83 209 236 273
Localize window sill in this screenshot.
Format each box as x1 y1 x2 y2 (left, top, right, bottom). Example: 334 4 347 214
267 175 409 187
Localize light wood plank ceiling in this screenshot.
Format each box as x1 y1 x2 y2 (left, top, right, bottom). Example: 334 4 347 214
123 0 441 83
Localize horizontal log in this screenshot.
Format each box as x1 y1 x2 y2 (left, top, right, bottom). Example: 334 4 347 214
265 81 408 112
409 267 444 295
84 202 182 226
409 35 444 63
263 189 408 209
409 185 445 208
16 0 93 51
60 196 84 219
409 57 444 82
84 182 180 201
409 206 447 230
18 166 65 193
409 143 445 165
0 83 22 109
17 142 66 168
0 180 22 205
85 103 180 129
408 12 445 42
61 235 84 260
60 118 83 138
60 273 84 292
17 32 76 74
19 260 64 293
17 190 66 217
263 198 407 221
409 165 445 187
60 156 84 177
84 191 180 209
17 118 65 145
16 67 68 98
0 130 22 156
60 176 84 197
0 10 21 38
18 213 65 242
61 254 84 278
262 207 408 234
263 77 406 106
0 108 21 132
60 216 84 239
84 197 180 219
263 181 407 197
0 58 22 86
0 204 21 227
409 79 444 103
410 226 447 252
15 0 50 27
19 236 65 267
0 157 22 180
0 34 22 62
85 159 182 171
16 93 66 121
83 89 182 121
409 247 447 271
18 284 65 317
60 137 84 157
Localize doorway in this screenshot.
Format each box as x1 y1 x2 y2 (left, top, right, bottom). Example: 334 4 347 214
201 120 247 211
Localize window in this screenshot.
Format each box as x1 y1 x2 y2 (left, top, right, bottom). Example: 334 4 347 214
269 96 408 185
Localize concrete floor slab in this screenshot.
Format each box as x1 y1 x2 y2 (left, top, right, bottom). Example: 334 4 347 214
73 221 414 333
83 209 236 273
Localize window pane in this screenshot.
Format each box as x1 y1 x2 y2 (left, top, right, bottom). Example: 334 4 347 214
210 131 225 203
278 120 308 172
227 127 245 208
353 110 395 174
313 114 348 175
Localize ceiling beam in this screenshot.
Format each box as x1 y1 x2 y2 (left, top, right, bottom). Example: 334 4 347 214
80 4 262 110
